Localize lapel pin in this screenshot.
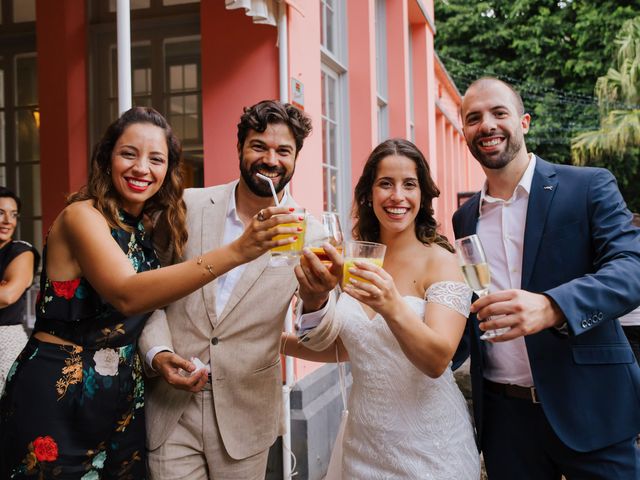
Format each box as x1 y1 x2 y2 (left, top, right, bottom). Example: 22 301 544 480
543 185 554 191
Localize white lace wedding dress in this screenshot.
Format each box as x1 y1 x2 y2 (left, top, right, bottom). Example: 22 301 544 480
338 281 480 479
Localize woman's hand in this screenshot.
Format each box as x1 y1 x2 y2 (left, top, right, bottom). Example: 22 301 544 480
231 206 303 263
342 260 403 318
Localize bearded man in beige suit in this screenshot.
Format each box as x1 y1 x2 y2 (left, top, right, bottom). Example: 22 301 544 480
139 100 339 479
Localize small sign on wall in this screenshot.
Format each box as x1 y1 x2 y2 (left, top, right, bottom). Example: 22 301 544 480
291 78 304 110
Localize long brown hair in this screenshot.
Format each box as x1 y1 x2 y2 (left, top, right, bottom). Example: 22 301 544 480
352 138 453 252
68 107 188 260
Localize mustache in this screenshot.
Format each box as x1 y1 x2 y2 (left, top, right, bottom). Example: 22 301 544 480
251 164 285 176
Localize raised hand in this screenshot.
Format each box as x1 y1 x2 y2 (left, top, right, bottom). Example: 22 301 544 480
231 206 303 262
471 288 565 341
295 242 343 312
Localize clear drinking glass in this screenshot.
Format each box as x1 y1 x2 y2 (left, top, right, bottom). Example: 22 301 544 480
342 240 386 289
454 234 510 340
270 206 306 261
308 212 344 265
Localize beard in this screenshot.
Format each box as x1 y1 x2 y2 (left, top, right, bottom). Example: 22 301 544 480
469 130 525 170
239 154 295 197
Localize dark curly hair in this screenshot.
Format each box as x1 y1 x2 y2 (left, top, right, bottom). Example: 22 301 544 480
352 138 453 253
0 186 21 213
68 107 188 260
237 100 312 156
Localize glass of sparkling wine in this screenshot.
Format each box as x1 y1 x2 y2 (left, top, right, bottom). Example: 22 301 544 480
342 240 386 289
455 234 509 340
308 212 344 265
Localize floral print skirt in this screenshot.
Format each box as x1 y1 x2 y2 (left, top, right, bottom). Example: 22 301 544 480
0 337 146 479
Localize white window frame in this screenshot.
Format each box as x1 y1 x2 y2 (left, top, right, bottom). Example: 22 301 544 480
320 0 350 227
375 0 388 142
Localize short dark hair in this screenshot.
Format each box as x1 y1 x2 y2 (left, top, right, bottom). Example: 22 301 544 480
352 138 453 252
237 100 312 157
0 186 21 212
465 76 525 115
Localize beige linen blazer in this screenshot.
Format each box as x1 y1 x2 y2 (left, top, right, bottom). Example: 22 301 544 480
139 181 318 460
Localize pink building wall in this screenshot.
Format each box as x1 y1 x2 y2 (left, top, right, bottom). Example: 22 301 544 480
200 1 279 187
33 0 486 382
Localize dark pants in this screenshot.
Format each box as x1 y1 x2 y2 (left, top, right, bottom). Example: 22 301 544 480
623 325 640 364
481 388 640 479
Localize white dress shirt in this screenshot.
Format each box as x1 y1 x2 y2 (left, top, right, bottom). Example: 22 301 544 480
620 307 640 327
477 154 536 387
145 186 289 368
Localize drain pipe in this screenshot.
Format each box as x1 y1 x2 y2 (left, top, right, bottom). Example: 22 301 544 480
116 0 132 114
277 4 295 478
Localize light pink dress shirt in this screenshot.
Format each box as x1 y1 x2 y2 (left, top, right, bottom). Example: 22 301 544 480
477 154 536 387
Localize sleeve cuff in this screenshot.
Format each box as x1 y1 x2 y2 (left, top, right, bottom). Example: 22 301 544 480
296 293 333 336
145 345 174 370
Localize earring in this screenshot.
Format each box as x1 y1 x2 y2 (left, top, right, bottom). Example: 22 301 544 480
367 201 372 207
106 167 111 175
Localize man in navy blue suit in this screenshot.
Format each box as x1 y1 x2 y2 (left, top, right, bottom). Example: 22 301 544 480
453 77 640 479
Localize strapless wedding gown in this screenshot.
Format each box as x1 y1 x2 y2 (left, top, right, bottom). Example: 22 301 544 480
338 281 480 479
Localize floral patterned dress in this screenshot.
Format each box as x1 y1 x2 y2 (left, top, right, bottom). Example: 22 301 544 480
0 210 160 480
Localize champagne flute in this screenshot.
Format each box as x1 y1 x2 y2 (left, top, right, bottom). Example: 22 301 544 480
455 234 510 340
309 212 344 264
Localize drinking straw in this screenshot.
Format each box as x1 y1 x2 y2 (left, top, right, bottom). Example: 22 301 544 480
256 173 281 207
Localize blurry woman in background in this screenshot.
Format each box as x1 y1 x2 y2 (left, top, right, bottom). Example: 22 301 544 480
0 187 39 394
0 107 298 479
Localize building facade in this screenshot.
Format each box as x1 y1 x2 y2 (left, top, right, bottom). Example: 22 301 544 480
0 0 483 478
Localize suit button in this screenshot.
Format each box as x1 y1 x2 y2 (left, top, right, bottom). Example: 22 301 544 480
211 337 219 345
581 320 588 328
597 312 603 321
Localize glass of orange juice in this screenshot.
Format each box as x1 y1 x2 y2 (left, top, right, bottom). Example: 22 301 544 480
270 207 306 262
342 240 386 288
308 212 344 265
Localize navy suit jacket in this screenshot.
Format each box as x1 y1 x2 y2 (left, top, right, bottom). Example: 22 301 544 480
452 157 640 452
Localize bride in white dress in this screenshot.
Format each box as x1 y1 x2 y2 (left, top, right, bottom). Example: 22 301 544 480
284 139 481 479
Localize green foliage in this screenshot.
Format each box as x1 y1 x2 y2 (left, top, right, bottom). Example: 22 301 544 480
571 17 640 212
435 0 640 209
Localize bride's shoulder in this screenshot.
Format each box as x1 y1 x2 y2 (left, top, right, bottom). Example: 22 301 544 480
421 244 462 283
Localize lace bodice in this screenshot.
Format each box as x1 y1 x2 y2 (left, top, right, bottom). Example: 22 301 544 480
338 281 480 479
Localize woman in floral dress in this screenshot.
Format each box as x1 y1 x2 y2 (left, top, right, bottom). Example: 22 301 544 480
0 107 299 479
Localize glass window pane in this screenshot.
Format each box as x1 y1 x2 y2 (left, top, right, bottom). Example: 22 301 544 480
133 68 150 95
329 122 337 167
169 65 183 91
185 114 198 139
184 64 197 90
15 56 38 106
323 167 329 212
327 76 336 120
170 96 184 114
18 164 41 217
16 110 40 162
184 94 197 114
169 114 184 139
326 8 335 53
0 69 4 108
13 0 35 22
